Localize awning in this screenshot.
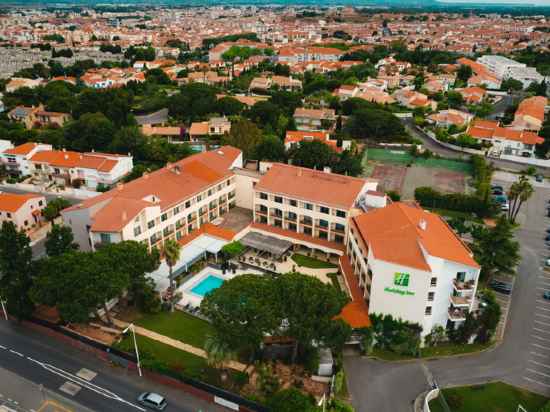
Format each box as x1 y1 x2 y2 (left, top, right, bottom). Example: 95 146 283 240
240 231 292 257
147 234 229 291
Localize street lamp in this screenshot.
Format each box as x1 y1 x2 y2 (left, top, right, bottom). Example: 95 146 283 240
122 323 142 377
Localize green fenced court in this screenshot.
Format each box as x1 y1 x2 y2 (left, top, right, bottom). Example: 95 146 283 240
364 148 472 174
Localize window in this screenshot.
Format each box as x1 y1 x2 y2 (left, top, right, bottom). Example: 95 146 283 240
147 220 155 229
428 292 434 302
456 272 466 282
24 220 28 226
185 200 191 208
336 210 346 218
430 277 437 287
197 195 202 202
425 306 432 316
260 193 268 200
304 203 313 210
161 213 168 222
289 199 297 207
319 219 328 228
334 234 344 244
100 233 111 244
6 213 11 218
334 223 345 232
134 226 142 237
274 196 283 204
173 206 180 215
54 168 60 174
208 189 213 196
320 206 330 214
38 200 43 206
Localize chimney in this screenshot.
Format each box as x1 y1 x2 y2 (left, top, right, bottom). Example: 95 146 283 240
122 210 127 221
323 166 331 174
418 219 427 231
143 171 149 179
64 154 69 160
298 168 302 177
117 182 124 191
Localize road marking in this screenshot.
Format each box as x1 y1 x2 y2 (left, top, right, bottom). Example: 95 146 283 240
533 328 550 334
0 345 6 350
529 359 550 369
59 382 81 396
527 368 550 378
536 299 550 305
532 343 550 351
531 351 549 358
76 368 97 382
8 350 23 357
532 335 548 341
537 306 550 312
524 376 550 388
534 320 550 327
26 358 145 411
535 312 550 320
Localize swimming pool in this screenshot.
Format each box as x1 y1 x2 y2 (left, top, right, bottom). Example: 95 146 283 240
190 275 224 297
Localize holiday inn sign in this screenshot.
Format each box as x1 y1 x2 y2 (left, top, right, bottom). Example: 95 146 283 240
384 272 415 296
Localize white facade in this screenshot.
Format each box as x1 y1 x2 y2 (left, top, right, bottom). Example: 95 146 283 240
1 143 53 177
477 55 526 79
0 193 46 231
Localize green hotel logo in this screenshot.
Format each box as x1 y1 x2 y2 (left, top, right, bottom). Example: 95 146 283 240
394 272 410 287
384 272 415 296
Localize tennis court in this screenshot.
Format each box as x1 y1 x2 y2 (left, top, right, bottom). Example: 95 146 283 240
365 148 472 174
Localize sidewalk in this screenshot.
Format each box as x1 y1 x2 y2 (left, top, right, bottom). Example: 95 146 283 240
112 319 247 372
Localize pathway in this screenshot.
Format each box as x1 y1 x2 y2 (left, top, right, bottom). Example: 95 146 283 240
112 319 247 372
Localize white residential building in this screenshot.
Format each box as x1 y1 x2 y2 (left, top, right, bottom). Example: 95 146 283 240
0 192 46 231
1 142 53 177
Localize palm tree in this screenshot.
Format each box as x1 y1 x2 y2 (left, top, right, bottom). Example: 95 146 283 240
508 174 534 223
163 239 181 312
204 334 236 381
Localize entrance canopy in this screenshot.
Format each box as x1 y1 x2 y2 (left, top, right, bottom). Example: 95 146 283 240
240 231 293 257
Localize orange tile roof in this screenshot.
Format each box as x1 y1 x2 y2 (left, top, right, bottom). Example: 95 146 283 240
467 119 544 145
30 150 118 172
0 192 42 212
66 147 242 233
178 223 236 247
189 122 209 136
284 130 330 144
255 163 370 210
335 255 371 328
353 202 479 271
515 96 547 123
4 142 38 156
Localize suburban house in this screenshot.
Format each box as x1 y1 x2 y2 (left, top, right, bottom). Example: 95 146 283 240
467 119 544 157
393 89 436 110
284 130 351 153
1 142 53 177
293 108 336 131
0 192 46 231
346 202 480 337
7 104 70 130
5 77 42 93
29 149 133 190
427 109 474 128
511 96 547 133
456 87 487 104
189 117 231 140
249 76 302 92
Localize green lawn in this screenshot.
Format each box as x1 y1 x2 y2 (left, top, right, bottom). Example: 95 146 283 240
327 273 342 291
426 208 484 224
429 382 549 412
114 334 207 376
371 342 491 361
135 311 215 348
291 254 338 269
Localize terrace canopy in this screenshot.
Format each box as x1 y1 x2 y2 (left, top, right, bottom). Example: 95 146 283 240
240 231 293 257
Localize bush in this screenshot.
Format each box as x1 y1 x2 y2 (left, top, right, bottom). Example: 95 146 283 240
414 186 497 218
387 190 401 201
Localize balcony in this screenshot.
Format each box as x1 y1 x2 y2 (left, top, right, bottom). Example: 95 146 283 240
448 307 468 322
453 279 475 292
255 208 268 216
331 224 346 234
285 214 297 222
450 294 471 307
300 218 313 226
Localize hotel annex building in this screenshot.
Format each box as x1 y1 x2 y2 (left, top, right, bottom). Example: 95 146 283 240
62 146 481 337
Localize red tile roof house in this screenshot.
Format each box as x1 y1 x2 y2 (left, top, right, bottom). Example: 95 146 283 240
427 109 474 128
511 96 548 133
1 142 53 178
28 149 133 190
467 119 544 157
293 108 336 131
0 192 46 232
284 130 351 153
456 86 487 104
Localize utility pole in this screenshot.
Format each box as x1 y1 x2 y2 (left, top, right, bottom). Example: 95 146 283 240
0 297 7 320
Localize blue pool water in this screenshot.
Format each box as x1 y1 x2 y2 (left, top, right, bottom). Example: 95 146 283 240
190 275 224 297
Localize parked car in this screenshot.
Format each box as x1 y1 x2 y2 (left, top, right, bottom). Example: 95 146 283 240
491 185 504 192
546 258 550 267
489 280 512 295
501 203 509 212
137 393 168 411
536 174 544 183
546 235 550 242
543 291 550 300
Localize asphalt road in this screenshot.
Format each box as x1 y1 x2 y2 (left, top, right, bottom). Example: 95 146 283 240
401 118 550 175
0 321 225 412
344 180 550 412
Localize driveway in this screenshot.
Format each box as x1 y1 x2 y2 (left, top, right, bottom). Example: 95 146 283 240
344 181 550 412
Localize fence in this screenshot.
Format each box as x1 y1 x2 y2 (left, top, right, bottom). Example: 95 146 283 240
22 317 267 412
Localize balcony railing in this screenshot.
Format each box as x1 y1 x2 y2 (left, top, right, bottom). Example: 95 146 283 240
448 307 468 321
332 225 346 234
300 219 313 226
453 279 475 292
285 214 297 222
450 295 471 307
